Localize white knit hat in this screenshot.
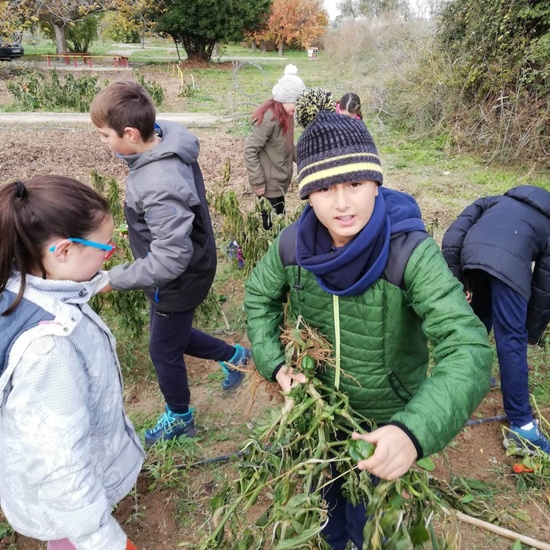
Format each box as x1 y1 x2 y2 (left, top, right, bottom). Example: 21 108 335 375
272 64 306 104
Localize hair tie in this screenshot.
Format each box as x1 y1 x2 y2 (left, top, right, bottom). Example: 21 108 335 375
14 180 26 199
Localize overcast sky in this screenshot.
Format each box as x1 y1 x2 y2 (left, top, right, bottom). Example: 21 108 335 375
322 0 433 19
323 0 339 20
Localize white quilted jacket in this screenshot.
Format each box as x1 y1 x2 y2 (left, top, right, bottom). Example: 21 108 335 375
0 272 145 549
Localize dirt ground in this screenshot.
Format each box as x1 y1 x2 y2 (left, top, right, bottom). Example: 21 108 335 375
1 67 549 549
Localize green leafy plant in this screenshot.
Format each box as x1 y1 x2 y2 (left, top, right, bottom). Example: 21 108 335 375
41 14 100 53
198 319 458 548
89 171 149 341
135 73 165 106
438 0 550 100
208 161 303 276
194 287 229 332
0 522 14 538
6 70 101 112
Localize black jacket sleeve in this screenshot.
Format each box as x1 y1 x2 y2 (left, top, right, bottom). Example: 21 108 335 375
441 197 494 283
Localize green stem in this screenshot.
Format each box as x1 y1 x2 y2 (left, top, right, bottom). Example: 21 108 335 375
204 473 264 547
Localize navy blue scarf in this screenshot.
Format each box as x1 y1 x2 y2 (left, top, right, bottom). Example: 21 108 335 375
296 188 426 296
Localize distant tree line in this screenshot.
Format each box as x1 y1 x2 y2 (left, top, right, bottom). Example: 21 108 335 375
0 0 329 60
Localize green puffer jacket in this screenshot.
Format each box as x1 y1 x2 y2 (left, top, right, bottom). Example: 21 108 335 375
245 224 493 457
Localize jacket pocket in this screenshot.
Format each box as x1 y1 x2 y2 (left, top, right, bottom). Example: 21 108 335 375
388 371 412 404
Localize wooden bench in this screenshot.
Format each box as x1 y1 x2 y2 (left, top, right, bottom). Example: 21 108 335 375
43 54 129 68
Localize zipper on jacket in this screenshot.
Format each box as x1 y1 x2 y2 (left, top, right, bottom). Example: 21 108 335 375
333 295 341 390
293 266 303 291
154 287 160 302
388 371 413 403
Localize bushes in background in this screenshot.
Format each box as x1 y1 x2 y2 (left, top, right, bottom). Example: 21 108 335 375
6 70 101 112
6 70 164 111
324 4 550 163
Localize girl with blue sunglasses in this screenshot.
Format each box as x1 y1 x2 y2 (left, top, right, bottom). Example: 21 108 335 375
0 175 142 550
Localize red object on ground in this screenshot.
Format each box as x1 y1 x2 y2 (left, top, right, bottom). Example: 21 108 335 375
512 463 535 474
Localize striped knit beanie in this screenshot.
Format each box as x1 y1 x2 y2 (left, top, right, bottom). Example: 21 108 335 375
296 110 383 199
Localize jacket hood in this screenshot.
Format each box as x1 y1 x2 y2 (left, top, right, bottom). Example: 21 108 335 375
381 187 425 233
505 185 550 220
120 120 200 170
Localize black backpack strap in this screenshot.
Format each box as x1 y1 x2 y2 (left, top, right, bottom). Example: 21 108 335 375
382 231 428 288
279 221 298 267
278 222 305 291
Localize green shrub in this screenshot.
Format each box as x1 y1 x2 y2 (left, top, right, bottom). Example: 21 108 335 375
324 9 550 162
89 171 149 341
207 161 304 276
40 15 100 53
438 0 550 100
136 73 164 106
105 12 141 44
6 70 101 112
428 0 550 161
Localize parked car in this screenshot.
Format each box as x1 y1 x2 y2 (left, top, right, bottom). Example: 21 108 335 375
0 40 24 60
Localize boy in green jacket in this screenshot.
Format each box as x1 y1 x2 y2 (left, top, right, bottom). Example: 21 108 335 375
244 108 493 550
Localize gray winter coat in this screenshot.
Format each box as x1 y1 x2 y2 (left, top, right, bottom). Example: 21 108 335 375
108 120 217 312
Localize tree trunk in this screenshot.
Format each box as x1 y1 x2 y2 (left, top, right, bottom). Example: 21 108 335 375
173 37 182 62
278 41 284 56
251 41 256 52
52 22 68 54
261 41 267 53
185 48 212 62
182 37 216 62
139 15 146 48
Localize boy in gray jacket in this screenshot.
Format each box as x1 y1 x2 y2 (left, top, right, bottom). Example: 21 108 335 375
91 81 250 446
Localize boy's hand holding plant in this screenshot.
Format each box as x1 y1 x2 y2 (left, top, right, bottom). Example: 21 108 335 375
275 364 307 393
352 426 418 481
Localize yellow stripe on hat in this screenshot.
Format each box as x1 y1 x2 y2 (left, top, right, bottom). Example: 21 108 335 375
297 152 380 179
299 162 383 190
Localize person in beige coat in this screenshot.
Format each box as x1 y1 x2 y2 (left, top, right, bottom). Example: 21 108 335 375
243 64 306 230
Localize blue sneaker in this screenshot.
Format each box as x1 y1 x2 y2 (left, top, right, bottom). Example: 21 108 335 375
220 344 251 391
503 423 550 456
144 406 196 446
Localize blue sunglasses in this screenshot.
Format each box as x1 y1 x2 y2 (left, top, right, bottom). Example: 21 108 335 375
49 238 116 260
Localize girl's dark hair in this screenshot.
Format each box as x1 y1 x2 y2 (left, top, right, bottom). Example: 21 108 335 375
0 175 111 316
338 92 362 120
252 99 292 135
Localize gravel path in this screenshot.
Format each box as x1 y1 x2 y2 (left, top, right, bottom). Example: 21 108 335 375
0 111 229 127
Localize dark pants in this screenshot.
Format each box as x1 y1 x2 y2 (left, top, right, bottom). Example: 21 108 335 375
260 195 285 230
321 463 369 550
469 271 532 426
149 305 235 413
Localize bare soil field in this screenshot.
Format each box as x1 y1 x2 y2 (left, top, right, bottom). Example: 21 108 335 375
1 67 549 550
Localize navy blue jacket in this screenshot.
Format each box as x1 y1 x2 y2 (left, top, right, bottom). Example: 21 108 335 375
442 185 550 344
